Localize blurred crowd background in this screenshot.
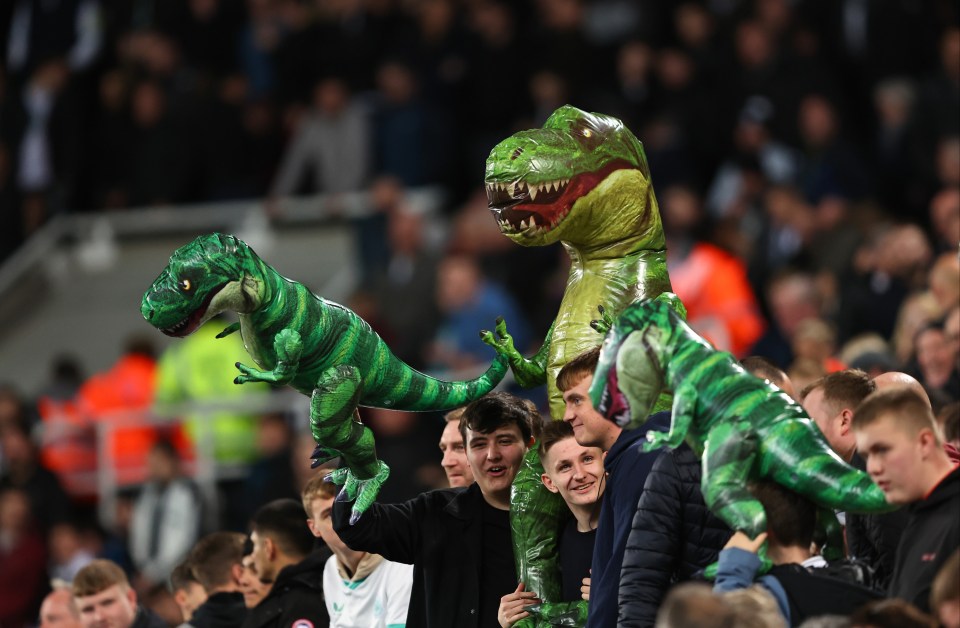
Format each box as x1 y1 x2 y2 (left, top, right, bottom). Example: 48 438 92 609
0 0 958 625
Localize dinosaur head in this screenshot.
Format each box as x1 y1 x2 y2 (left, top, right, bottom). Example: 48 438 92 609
141 233 263 337
484 105 656 248
588 299 673 427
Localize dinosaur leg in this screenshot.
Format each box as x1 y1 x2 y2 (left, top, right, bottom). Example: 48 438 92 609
644 380 696 452
701 421 773 577
523 600 589 627
308 365 389 524
702 422 764 535
510 447 568 605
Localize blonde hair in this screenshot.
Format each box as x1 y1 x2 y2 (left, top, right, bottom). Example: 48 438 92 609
301 472 338 514
722 586 787 628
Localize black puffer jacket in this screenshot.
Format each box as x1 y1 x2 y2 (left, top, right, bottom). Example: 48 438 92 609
618 444 732 627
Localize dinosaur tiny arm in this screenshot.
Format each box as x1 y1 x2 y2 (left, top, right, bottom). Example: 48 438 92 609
482 319 553 388
234 328 302 385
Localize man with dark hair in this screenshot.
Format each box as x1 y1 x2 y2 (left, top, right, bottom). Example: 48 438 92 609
714 482 881 625
185 532 248 628
243 499 329 628
853 388 960 613
333 391 538 628
72 559 167 628
557 347 669 628
801 368 906 588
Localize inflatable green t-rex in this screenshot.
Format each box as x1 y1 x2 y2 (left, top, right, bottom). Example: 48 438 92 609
141 233 508 521
589 298 893 567
481 105 683 625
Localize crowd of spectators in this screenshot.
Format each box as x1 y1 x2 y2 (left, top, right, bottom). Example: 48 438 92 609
0 0 959 626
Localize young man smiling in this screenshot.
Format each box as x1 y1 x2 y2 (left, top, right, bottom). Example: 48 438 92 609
334 391 539 628
498 420 605 627
853 387 960 613
558 347 669 628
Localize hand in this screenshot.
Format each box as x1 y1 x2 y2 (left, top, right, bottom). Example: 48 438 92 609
723 531 767 554
498 582 541 628
581 572 591 601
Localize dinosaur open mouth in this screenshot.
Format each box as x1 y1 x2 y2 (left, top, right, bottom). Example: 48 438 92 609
485 159 635 235
159 283 226 338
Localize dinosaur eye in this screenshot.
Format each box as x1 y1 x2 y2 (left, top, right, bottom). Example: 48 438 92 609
582 128 593 138
180 279 192 291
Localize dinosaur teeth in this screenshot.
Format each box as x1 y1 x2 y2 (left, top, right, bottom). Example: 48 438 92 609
529 185 538 201
507 182 516 196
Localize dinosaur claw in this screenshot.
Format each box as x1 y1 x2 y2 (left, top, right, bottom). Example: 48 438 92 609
349 510 361 526
598 305 605 315
496 316 503 325
311 458 323 469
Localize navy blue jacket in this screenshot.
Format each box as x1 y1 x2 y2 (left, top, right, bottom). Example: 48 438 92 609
586 412 670 628
617 444 731 627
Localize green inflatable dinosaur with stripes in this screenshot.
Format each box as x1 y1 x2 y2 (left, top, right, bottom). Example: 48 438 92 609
589 298 892 564
141 233 508 521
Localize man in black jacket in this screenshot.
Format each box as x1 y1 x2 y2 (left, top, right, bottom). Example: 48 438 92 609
243 499 330 628
853 387 960 613
186 532 249 628
333 392 538 628
617 444 732 627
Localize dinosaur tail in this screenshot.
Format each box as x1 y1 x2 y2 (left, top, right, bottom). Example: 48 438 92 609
763 419 893 514
368 351 510 412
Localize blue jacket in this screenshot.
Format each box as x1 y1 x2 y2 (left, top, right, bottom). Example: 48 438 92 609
586 412 670 628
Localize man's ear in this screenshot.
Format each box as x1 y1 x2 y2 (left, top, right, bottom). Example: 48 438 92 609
541 473 560 494
126 586 138 607
264 536 277 560
306 518 322 539
839 408 853 434
918 427 938 457
231 563 244 585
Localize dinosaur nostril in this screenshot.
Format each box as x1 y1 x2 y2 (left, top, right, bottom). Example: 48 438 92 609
511 147 523 160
